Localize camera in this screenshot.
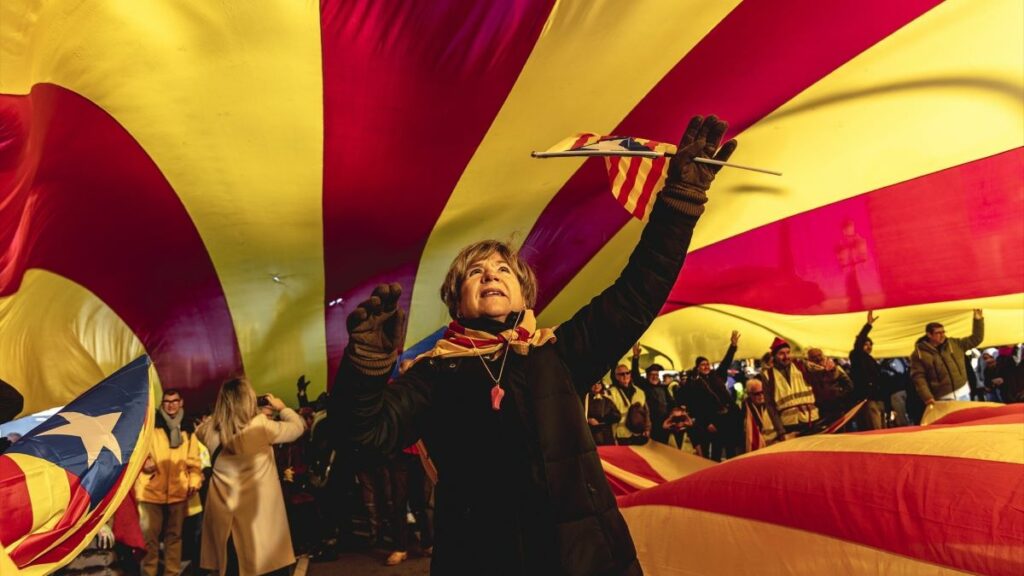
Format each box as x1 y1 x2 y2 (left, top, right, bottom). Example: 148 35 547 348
257 394 271 408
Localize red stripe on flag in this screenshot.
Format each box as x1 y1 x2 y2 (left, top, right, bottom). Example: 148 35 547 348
320 0 556 378
523 0 944 312
616 157 643 206
662 148 1024 315
0 86 242 407
621 451 1024 576
598 445 667 485
930 404 1024 426
10 470 91 567
571 133 596 149
632 157 666 219
607 157 623 201
23 472 130 567
744 407 766 452
0 456 33 547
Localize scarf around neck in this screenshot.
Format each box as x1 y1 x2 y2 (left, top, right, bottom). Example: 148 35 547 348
159 406 185 448
415 309 557 362
413 309 558 409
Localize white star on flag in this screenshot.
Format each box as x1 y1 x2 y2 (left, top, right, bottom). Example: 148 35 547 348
37 411 124 467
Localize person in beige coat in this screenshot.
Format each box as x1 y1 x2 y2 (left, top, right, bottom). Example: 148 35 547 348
196 378 306 576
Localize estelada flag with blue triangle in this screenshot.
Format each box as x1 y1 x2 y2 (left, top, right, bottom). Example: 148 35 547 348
0 356 154 575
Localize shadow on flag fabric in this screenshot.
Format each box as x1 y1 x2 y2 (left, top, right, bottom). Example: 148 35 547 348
0 356 153 575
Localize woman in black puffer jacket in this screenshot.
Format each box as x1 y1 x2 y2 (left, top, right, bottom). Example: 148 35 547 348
332 116 737 575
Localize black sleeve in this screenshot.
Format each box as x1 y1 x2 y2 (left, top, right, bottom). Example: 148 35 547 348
0 377 24 424
554 195 700 397
715 345 738 380
330 358 432 457
631 355 649 396
853 323 872 353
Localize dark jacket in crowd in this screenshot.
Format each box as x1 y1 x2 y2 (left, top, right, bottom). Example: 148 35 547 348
680 345 739 449
910 318 984 402
850 323 885 402
585 392 621 446
632 357 673 444
987 356 1024 403
334 194 702 575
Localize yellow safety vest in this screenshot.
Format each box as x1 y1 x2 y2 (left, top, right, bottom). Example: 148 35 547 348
771 366 819 427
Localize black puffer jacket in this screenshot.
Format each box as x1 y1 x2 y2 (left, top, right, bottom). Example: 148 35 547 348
334 194 700 575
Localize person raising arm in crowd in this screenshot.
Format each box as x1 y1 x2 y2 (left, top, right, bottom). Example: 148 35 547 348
331 115 737 575
911 310 984 405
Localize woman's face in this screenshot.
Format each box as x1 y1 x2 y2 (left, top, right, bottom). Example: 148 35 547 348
457 252 525 321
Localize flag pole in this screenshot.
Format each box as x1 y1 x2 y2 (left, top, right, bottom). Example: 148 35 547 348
531 150 781 176
677 156 783 176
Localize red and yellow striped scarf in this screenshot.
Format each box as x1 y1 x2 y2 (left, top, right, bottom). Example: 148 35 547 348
412 310 557 410
414 309 557 362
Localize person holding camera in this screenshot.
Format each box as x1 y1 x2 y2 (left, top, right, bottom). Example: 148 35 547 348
661 405 694 450
196 379 306 576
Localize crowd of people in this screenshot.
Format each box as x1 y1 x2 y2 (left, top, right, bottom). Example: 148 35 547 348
2 115 1020 576
587 309 1023 459
19 310 1019 576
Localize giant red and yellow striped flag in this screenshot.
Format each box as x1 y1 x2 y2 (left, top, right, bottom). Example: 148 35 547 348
598 441 715 497
1 0 1021 416
618 404 1024 575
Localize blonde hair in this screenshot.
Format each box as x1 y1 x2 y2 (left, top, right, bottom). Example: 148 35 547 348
439 240 537 319
210 377 257 450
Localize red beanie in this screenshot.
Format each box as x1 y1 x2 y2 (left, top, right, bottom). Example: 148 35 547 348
770 337 790 354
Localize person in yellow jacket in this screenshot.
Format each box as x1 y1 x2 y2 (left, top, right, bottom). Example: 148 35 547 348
764 338 820 434
135 388 202 576
609 363 651 444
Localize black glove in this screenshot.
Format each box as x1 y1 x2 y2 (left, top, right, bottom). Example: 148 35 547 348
662 115 738 217
296 375 310 394
345 283 407 376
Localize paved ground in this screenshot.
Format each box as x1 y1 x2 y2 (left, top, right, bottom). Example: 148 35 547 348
305 550 430 576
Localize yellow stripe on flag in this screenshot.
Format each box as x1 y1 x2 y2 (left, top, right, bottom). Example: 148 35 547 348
3 453 72 549
408 0 742 345
621 505 973 575
0 270 157 416
0 0 328 399
737 423 1024 466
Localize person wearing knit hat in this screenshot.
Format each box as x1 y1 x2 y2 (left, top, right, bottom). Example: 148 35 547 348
850 310 886 430
770 337 790 355
684 331 742 461
764 335 820 434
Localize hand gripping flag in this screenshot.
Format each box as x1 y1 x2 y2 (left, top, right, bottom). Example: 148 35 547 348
0 356 153 575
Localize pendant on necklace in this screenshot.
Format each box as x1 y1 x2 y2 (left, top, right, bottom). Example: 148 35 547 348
491 384 505 411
